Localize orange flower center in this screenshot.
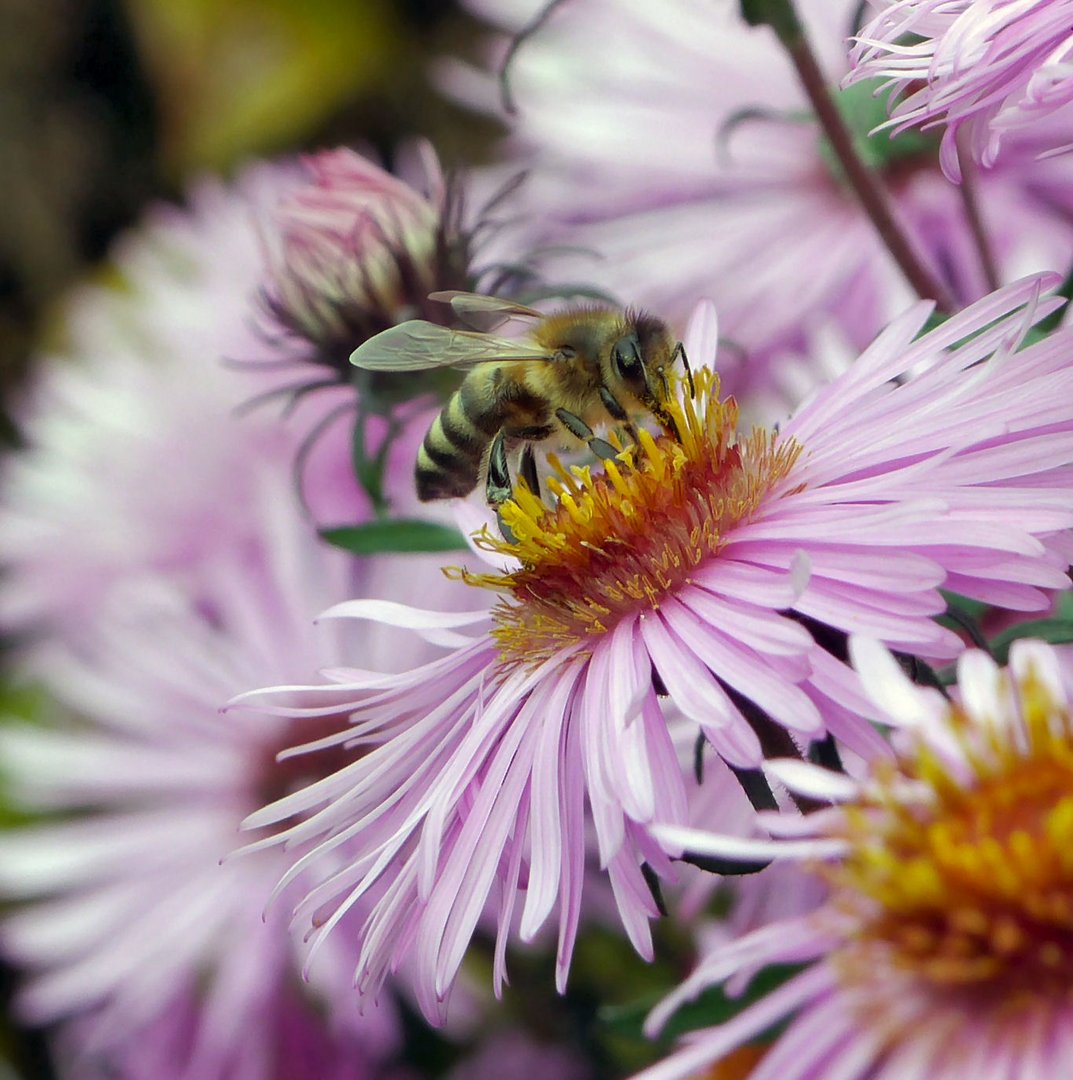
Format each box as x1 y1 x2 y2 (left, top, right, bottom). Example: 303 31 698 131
448 369 801 670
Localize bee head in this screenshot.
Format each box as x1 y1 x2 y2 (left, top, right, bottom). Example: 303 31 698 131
609 315 676 401
605 313 689 440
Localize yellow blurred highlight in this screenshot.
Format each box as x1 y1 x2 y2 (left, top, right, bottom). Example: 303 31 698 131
122 0 403 174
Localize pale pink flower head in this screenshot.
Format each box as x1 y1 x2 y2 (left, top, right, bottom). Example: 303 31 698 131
235 278 1073 1022
258 143 479 376
848 0 1073 181
0 160 482 1074
0 485 406 1079
644 636 1073 1080
0 165 377 647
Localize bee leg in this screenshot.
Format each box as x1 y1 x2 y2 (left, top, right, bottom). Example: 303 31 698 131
555 408 618 462
598 386 640 448
518 443 541 499
487 432 514 505
486 432 519 543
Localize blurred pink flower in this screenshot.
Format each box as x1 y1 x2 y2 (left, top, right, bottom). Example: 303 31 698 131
0 510 406 1079
848 0 1073 180
0 165 479 655
234 279 1073 1021
446 0 1073 418
0 166 488 1076
644 637 1073 1080
446 1031 592 1080
0 165 365 644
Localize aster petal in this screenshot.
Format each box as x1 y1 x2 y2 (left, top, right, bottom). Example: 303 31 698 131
763 759 861 802
848 635 936 727
653 825 847 863
638 613 762 767
682 297 719 363
660 598 824 734
1008 637 1069 708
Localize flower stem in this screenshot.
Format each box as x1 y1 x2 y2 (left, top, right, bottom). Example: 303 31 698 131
722 682 824 814
957 131 1000 292
740 0 955 312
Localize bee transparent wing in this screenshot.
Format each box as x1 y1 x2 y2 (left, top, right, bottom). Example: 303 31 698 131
350 320 553 372
428 290 545 322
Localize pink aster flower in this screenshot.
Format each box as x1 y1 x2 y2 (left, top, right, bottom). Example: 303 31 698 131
235 276 1073 1021
643 636 1073 1080
0 160 487 1074
0 162 482 654
446 0 1073 419
0 495 405 1079
849 0 1073 181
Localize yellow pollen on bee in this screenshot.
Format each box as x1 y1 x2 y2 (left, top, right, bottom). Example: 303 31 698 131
445 369 801 670
828 664 1073 1007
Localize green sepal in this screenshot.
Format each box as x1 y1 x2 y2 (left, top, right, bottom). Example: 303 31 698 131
989 617 1073 665
819 79 940 185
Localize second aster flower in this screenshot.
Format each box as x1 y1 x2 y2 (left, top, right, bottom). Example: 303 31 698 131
848 0 1073 181
234 276 1073 1021
643 636 1073 1080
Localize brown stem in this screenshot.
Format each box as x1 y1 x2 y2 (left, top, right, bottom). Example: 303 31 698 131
742 0 956 312
785 39 955 312
957 131 1000 292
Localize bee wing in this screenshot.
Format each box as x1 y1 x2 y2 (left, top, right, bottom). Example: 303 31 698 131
428 291 545 322
350 320 553 372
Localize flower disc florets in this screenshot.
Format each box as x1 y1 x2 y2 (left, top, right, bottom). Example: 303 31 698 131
832 659 1073 1004
453 370 801 669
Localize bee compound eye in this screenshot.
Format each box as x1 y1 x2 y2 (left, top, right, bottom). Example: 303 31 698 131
612 335 643 379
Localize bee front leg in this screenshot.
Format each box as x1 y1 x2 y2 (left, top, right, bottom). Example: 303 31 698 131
518 444 541 499
598 386 640 448
555 408 618 462
671 340 695 399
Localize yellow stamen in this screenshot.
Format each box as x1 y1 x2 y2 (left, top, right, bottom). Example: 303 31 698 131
446 369 801 669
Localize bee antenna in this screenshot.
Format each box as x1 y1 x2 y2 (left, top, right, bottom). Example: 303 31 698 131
498 0 574 115
672 341 695 399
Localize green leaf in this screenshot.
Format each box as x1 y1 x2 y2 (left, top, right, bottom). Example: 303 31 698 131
989 617 1073 664
600 962 807 1048
320 519 469 556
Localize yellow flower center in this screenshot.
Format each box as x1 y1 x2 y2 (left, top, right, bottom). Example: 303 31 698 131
830 664 1073 1010
448 369 801 670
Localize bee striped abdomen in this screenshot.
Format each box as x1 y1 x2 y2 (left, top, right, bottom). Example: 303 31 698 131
415 378 498 500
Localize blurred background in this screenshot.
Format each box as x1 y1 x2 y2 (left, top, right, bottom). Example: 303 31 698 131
0 0 499 423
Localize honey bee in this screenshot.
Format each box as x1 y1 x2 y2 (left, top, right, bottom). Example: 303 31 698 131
350 291 689 506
